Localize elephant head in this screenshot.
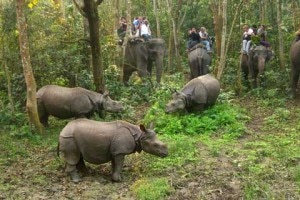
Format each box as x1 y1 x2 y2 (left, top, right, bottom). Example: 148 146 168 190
248 45 273 88
123 38 166 85
290 40 300 98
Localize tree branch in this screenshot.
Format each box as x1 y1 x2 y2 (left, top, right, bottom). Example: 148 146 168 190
96 0 104 5
72 0 87 17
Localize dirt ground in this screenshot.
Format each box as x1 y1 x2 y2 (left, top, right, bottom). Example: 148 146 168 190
0 97 299 200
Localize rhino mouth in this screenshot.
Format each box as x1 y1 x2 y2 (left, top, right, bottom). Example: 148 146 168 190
160 152 168 158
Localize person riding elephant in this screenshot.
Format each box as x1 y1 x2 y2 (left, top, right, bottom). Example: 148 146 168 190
188 44 211 79
247 45 273 88
290 29 300 98
123 38 166 85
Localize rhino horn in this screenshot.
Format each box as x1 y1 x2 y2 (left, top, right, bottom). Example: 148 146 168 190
169 88 178 94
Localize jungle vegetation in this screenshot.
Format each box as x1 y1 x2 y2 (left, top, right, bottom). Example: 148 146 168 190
0 0 300 199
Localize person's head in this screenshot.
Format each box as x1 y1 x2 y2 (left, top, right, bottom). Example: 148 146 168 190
243 25 249 31
121 17 126 22
144 20 148 25
191 27 196 32
200 27 206 32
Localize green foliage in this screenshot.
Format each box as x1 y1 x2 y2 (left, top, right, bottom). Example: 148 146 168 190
139 134 199 172
131 178 172 200
144 101 248 139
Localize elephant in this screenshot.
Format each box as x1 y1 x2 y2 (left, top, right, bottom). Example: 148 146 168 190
123 38 166 85
247 45 273 88
290 40 300 98
188 44 211 80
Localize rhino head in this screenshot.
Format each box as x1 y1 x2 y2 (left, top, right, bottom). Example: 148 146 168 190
139 124 168 158
101 91 124 112
165 92 187 113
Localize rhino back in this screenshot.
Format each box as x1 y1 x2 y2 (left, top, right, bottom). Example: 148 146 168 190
63 119 137 164
37 85 95 119
181 74 220 105
181 79 207 104
196 74 220 105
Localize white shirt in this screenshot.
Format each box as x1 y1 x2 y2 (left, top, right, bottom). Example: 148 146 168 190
140 23 151 35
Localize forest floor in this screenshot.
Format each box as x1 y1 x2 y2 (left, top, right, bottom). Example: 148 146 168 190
0 96 300 199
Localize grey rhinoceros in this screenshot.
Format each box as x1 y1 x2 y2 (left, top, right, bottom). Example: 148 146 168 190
58 119 168 183
36 85 124 127
165 74 220 113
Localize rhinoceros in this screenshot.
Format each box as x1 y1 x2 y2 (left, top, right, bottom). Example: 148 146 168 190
165 74 220 113
36 85 124 127
57 119 168 183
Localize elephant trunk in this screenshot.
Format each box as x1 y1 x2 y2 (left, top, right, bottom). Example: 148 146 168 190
155 53 164 83
257 57 266 73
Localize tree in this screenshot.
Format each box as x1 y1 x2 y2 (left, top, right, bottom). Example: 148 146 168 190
216 0 227 79
73 0 105 92
15 0 43 133
277 0 285 70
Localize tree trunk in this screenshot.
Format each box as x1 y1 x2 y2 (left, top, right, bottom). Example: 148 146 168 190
16 0 43 134
210 2 223 58
153 0 161 37
166 0 182 72
277 0 285 70
216 0 227 79
3 59 15 114
83 0 105 93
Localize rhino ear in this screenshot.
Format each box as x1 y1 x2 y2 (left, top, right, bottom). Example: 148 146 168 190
140 124 147 133
103 91 109 98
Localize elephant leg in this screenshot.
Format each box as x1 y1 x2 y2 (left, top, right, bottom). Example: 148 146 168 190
111 154 125 182
123 64 135 85
291 66 300 98
253 70 259 88
248 64 257 89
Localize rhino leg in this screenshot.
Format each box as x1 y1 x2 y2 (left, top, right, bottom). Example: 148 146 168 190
111 154 125 182
76 154 88 174
60 137 81 183
37 99 49 127
40 115 49 127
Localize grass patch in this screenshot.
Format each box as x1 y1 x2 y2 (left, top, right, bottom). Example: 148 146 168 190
131 177 172 200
